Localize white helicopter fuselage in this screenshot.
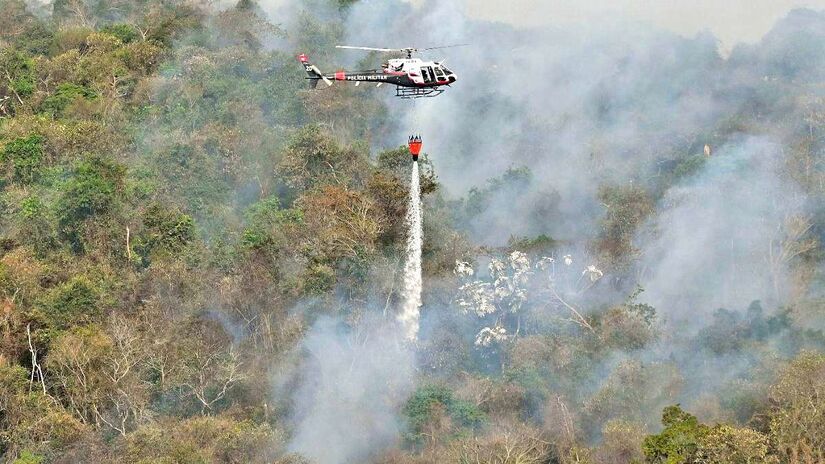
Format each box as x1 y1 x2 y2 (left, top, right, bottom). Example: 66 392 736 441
299 45 460 98
384 58 455 85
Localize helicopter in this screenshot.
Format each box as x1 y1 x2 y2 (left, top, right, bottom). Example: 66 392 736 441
297 45 464 98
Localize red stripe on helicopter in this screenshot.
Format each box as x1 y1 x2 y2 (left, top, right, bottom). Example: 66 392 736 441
335 71 346 80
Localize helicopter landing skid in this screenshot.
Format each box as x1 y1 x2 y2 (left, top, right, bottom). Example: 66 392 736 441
396 86 444 99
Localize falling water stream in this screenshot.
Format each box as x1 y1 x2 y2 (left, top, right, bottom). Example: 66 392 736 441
399 161 422 341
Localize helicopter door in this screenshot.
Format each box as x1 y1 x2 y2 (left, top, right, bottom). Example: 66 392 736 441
422 67 435 84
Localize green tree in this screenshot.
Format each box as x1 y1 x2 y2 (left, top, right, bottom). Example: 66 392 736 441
57 155 124 249
1 135 44 183
403 385 486 446
241 197 303 266
595 184 654 270
643 405 709 464
33 276 101 338
134 203 196 263
0 48 36 115
100 23 138 43
40 83 97 117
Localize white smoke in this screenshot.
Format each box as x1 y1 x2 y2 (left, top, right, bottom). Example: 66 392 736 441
282 163 424 461
399 161 423 340
458 0 825 51
285 317 415 463
264 0 825 454
638 136 805 325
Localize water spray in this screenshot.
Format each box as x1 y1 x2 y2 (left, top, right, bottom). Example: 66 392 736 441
399 138 424 341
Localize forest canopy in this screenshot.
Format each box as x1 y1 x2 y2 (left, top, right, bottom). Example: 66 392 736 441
2 0 825 463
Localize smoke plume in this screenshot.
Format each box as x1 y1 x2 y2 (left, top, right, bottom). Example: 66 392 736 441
285 317 415 463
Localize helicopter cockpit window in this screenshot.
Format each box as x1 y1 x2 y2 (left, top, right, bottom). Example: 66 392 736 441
442 66 453 75
434 67 445 78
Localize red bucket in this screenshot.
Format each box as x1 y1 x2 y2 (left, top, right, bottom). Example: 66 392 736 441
408 136 422 161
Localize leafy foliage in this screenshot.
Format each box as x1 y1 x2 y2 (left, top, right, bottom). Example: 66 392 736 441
642 405 709 463
1 135 44 183
403 385 486 444
643 405 778 464
40 83 97 117
595 184 654 269
0 2 824 462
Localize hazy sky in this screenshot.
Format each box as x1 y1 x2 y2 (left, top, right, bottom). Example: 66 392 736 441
409 0 825 48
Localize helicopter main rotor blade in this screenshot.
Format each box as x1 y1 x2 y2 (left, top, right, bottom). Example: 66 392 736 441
418 44 470 51
336 44 469 59
336 45 397 52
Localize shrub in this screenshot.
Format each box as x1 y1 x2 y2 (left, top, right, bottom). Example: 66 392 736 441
403 385 486 445
57 155 124 249
135 203 196 262
41 83 97 116
642 405 709 463
40 276 100 330
100 24 139 44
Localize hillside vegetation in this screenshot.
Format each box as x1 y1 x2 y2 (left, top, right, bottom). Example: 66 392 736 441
2 1 825 463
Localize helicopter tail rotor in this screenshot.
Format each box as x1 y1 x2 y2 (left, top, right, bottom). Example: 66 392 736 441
297 53 332 88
